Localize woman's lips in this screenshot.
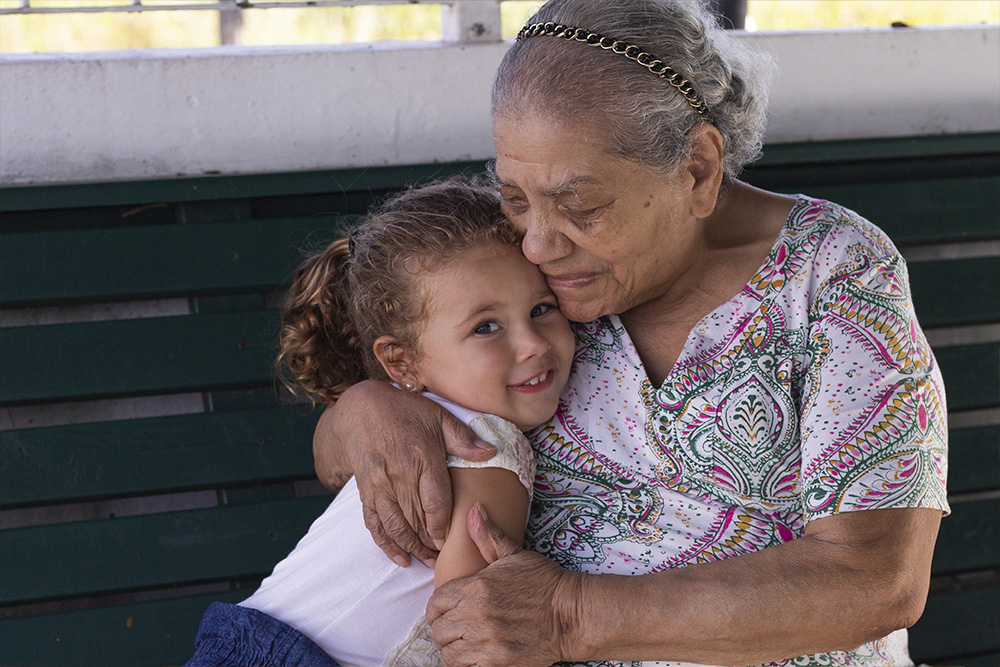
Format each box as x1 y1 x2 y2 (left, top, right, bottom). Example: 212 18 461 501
510 369 556 393
544 272 598 290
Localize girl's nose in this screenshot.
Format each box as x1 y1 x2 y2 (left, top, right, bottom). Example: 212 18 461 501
517 324 552 362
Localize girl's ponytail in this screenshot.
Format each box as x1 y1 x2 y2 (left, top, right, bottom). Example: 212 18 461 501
276 238 364 404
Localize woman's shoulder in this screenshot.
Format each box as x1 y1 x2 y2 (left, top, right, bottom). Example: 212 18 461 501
783 194 901 261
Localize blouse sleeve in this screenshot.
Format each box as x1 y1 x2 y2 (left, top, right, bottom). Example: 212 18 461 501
446 414 536 502
797 213 949 522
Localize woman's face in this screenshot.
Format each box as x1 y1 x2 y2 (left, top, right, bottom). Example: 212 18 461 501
493 113 698 323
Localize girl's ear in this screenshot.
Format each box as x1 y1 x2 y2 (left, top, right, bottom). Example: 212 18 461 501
373 335 423 391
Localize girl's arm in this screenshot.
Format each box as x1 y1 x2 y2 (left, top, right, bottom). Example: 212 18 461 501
312 380 498 566
434 467 529 587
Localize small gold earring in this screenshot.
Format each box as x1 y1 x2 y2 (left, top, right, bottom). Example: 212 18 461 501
403 381 415 391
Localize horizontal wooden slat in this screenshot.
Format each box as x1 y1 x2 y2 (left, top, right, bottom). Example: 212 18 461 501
2 586 996 667
0 161 488 213
2 414 983 510
908 257 1000 328
948 426 1000 495
943 652 1000 667
754 132 1000 167
0 311 280 405
0 406 321 507
1 133 993 214
773 176 1000 245
0 216 347 307
932 498 1000 575
933 343 1000 412
0 496 330 604
909 585 1000 663
0 589 247 667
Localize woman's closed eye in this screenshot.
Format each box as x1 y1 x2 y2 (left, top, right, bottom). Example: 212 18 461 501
501 196 529 215
562 205 603 225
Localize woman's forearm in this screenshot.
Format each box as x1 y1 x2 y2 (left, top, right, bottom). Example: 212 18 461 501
560 507 942 664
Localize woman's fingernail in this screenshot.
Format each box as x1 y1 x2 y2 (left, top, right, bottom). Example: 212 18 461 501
393 555 409 567
434 538 445 550
478 504 489 523
474 439 494 450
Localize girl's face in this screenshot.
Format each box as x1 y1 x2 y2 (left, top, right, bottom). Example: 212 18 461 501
410 242 575 431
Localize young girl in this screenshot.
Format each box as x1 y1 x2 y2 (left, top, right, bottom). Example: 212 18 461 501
186 177 575 666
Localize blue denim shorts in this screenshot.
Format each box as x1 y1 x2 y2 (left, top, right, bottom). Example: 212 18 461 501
185 601 340 667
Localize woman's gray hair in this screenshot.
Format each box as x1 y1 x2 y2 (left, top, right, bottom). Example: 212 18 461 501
492 0 774 180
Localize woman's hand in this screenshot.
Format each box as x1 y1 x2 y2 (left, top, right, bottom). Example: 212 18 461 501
313 380 497 566
429 505 943 666
427 504 579 667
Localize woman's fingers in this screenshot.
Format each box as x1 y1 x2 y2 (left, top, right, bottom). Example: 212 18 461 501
422 412 495 544
441 411 497 462
467 503 521 564
361 501 411 567
418 465 453 550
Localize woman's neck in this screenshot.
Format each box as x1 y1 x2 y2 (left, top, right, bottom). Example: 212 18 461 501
620 181 795 385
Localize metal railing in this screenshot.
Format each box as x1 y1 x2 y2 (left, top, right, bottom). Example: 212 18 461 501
1 0 513 45
2 0 459 14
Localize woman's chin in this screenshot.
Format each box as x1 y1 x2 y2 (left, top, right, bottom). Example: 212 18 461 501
558 300 610 323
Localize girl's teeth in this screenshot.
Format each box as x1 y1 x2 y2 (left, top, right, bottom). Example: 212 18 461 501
526 371 548 386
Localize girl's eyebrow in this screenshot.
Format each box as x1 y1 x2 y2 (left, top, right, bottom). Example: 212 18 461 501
455 302 501 328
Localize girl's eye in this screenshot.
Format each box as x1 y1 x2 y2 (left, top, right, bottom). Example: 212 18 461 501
474 321 501 335
531 303 555 318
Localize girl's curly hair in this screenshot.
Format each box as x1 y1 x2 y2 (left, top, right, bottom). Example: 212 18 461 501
276 176 521 404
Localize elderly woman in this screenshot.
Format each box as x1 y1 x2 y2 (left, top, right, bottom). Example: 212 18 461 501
315 0 948 665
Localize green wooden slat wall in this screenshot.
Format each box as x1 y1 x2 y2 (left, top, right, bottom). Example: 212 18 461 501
0 406 321 507
947 426 1000 495
0 132 996 667
783 177 1000 245
0 496 331 604
934 343 1000 412
910 587 1000 663
0 217 345 307
908 257 1000 328
0 590 247 667
931 499 1000 575
0 311 280 405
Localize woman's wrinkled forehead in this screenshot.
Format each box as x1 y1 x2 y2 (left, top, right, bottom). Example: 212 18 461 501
492 111 649 194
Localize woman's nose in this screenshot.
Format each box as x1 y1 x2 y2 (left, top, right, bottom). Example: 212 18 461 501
520 213 571 266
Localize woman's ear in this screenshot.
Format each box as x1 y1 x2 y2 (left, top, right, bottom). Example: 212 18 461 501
373 335 422 390
684 123 725 219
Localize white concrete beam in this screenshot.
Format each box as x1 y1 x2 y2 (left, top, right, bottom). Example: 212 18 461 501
1 26 997 185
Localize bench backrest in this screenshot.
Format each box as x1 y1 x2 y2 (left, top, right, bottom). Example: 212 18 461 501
1 134 998 666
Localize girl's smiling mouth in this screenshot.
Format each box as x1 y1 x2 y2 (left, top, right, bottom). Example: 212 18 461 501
510 368 556 393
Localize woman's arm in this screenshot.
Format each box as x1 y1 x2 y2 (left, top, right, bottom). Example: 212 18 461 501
312 380 498 567
434 469 529 587
427 506 942 666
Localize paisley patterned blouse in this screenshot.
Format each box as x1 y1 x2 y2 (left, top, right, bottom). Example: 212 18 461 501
524 196 949 667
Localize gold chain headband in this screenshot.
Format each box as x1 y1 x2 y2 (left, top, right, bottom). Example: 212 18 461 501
516 22 710 118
